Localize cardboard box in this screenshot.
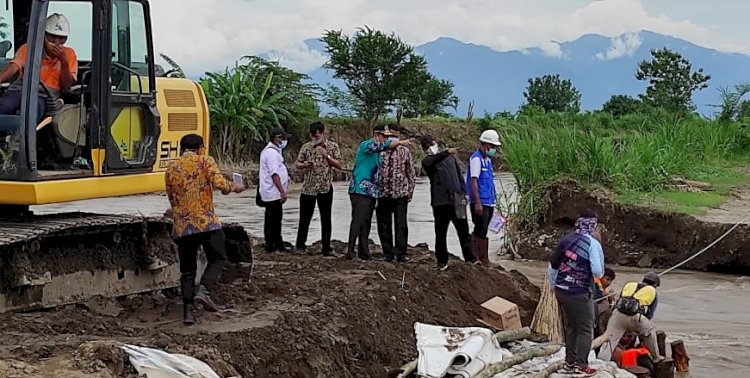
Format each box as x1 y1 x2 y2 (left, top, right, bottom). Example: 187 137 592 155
480 296 522 331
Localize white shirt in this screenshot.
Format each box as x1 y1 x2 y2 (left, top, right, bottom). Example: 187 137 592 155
470 156 482 178
259 142 289 202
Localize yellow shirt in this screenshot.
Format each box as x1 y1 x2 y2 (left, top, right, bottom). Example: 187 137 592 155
165 152 233 238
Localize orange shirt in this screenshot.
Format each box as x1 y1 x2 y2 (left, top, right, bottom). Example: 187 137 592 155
11 43 78 92
164 152 234 239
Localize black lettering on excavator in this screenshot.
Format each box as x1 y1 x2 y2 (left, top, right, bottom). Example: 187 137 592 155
159 140 179 159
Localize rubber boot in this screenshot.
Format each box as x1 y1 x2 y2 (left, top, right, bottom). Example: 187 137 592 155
183 303 196 325
194 284 219 312
471 236 481 265
476 237 499 268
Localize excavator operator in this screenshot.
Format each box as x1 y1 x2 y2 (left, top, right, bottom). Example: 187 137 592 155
0 13 77 123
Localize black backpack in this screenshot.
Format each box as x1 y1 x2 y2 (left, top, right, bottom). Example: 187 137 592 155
615 283 646 316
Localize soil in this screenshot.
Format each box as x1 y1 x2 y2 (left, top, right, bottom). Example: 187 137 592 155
0 240 540 378
511 179 750 274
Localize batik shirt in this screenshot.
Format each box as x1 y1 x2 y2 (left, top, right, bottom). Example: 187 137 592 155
378 144 415 199
348 138 392 198
165 151 233 239
296 140 342 196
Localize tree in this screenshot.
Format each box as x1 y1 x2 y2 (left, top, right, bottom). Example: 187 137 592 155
321 26 455 125
399 70 458 118
321 84 357 116
522 74 581 113
636 48 710 113
601 95 642 117
714 83 750 122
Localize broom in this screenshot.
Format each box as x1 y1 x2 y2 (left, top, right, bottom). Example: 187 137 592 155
530 274 565 343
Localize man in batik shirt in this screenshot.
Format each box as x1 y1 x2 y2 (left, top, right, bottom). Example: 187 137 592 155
376 124 415 262
165 134 244 325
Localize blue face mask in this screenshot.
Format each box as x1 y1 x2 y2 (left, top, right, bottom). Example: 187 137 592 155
279 140 288 149
487 148 497 157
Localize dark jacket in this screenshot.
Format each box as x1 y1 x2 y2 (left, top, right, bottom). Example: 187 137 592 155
421 150 465 207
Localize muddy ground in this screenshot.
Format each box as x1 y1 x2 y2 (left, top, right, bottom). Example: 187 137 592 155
512 179 750 274
0 240 539 378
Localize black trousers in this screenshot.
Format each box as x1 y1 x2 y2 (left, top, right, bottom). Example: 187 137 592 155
174 229 226 304
376 197 409 257
347 193 376 256
264 199 284 251
433 204 475 264
471 205 494 238
296 186 334 251
556 290 595 367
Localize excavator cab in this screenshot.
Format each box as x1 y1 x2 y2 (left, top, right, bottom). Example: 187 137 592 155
0 0 174 214
0 1 251 313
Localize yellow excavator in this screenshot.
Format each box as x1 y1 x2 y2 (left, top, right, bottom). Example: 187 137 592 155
0 0 250 312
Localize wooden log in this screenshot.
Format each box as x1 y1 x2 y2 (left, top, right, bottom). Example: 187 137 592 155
654 358 675 378
475 344 562 378
395 360 417 378
625 366 650 378
670 340 690 372
656 330 667 357
494 326 531 344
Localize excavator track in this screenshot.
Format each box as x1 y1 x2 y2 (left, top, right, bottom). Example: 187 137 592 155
0 212 252 313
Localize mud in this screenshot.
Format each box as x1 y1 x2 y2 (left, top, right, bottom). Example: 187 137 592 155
0 240 539 377
511 179 750 274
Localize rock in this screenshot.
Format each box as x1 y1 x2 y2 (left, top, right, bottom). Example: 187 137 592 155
153 333 173 348
637 255 654 268
83 297 123 317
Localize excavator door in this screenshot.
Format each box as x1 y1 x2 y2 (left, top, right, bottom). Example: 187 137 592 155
101 0 159 173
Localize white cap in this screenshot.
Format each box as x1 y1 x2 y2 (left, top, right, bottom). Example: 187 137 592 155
479 129 502 146
45 13 70 37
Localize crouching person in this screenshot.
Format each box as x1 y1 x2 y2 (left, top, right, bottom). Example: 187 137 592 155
598 272 662 362
165 134 245 325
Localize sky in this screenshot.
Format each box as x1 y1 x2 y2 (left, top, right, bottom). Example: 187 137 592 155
148 0 750 77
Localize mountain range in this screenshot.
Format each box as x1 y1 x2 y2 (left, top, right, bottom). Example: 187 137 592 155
299 30 750 117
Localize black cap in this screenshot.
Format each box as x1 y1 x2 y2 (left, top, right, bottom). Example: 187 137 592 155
373 124 386 134
269 128 289 140
420 134 436 150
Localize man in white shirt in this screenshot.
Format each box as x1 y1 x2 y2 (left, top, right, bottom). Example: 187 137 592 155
259 128 290 252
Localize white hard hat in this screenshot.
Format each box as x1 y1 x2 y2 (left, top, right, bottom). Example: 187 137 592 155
479 129 502 146
45 13 70 37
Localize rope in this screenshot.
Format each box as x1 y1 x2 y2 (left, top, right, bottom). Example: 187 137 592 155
593 215 750 303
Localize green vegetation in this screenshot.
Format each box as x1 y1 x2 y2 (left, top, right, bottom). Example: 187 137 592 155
636 48 711 113
200 56 318 162
522 74 581 113
320 26 457 125
498 110 750 226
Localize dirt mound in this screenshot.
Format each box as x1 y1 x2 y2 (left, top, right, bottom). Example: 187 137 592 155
0 241 539 378
512 179 750 274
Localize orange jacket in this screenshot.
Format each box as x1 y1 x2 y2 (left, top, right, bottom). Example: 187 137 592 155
620 347 650 367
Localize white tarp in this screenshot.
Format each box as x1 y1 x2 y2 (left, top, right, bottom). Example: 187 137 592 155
121 344 221 378
414 322 635 378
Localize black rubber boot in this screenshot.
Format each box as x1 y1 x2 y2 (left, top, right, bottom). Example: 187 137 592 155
183 303 196 325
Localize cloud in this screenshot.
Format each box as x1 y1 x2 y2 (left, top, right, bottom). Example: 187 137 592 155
149 0 746 77
596 32 643 60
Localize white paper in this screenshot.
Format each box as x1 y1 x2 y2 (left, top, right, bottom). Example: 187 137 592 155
488 213 506 234
232 173 243 186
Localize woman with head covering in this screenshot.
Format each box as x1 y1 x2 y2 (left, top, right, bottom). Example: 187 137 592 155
547 208 606 376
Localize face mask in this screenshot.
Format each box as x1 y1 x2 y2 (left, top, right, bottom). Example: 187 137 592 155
487 148 497 157
428 144 439 155
279 140 288 149
389 136 399 141
311 137 322 146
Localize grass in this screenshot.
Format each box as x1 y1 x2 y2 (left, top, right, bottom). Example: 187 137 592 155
497 111 750 226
